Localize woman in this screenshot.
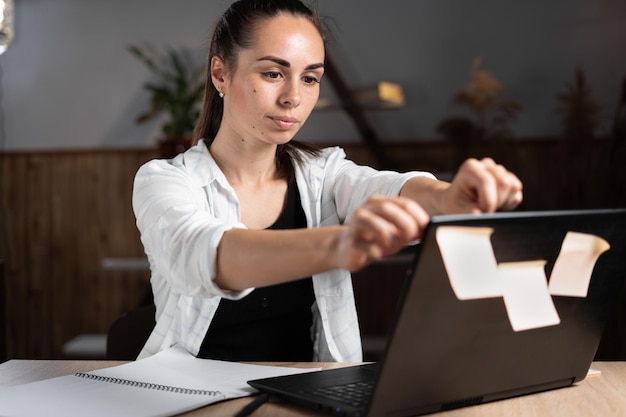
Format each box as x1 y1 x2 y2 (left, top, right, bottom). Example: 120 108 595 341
132 0 523 362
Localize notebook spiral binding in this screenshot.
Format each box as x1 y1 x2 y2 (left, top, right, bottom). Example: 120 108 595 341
74 372 223 397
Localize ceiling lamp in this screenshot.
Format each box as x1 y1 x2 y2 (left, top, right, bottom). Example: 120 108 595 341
315 81 405 111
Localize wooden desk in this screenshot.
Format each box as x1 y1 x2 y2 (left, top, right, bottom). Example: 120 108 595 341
0 360 625 416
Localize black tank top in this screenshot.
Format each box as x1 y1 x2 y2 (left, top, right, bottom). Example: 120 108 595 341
197 181 315 361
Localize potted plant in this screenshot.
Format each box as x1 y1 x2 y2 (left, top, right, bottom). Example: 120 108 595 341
128 44 206 158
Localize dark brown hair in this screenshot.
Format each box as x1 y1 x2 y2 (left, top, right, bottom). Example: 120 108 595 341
193 0 325 180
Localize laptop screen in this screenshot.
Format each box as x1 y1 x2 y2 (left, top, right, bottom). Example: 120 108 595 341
250 208 626 417
370 208 626 416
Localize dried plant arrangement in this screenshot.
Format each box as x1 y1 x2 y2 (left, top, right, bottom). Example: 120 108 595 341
437 57 522 142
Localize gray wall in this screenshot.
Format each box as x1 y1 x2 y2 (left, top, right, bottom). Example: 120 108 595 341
1 0 625 150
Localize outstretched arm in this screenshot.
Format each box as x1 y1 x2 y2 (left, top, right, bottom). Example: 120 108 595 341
400 157 523 215
214 195 429 291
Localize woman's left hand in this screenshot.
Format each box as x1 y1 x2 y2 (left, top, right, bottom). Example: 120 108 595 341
442 157 523 214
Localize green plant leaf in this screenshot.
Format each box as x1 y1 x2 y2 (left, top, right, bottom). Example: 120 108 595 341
129 43 206 138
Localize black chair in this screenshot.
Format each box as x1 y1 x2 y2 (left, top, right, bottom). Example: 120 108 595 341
106 303 156 360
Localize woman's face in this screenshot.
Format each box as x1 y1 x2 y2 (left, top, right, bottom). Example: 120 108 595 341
218 13 325 146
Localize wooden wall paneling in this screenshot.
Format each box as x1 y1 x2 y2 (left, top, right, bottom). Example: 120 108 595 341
50 154 82 356
25 154 56 358
76 151 155 354
0 149 158 359
84 153 109 335
0 154 20 357
0 260 5 362
93 151 151 331
1 141 625 360
49 154 71 354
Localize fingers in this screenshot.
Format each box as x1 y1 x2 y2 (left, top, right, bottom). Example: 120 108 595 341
476 158 523 212
451 157 523 213
348 195 429 262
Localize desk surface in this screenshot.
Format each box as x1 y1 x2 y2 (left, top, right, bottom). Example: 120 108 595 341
0 359 625 416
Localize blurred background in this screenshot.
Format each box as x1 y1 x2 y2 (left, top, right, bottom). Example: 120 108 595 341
1 0 625 361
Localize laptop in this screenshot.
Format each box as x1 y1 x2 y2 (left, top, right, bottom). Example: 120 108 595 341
248 208 626 417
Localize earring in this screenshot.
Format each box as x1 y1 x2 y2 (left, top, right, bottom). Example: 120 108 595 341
218 91 224 98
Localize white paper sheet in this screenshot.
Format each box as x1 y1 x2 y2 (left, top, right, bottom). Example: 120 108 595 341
499 261 561 331
548 232 610 297
436 226 502 299
0 345 319 417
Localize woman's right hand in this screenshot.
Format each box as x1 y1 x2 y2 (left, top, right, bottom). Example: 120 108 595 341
335 195 430 271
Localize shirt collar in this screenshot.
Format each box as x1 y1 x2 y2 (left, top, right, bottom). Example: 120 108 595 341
181 139 231 189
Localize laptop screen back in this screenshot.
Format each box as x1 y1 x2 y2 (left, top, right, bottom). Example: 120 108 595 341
368 209 626 416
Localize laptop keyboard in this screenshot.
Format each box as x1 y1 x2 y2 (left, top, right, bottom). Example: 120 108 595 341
304 380 374 407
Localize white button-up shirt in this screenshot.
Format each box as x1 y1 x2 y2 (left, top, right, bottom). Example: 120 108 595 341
132 140 434 361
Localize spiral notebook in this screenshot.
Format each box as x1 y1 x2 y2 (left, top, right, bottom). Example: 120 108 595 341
0 345 318 417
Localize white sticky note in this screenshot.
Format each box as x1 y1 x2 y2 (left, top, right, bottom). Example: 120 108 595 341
499 261 561 332
548 232 610 297
436 226 501 299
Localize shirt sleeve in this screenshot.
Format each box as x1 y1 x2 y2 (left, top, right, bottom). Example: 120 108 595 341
321 147 437 223
132 159 251 300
